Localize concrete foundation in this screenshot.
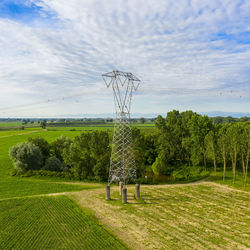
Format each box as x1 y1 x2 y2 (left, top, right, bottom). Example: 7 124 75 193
106 185 110 200
135 184 140 199
122 187 127 203
119 181 124 195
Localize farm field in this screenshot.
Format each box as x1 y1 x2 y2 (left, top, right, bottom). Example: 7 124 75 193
0 121 23 127
0 196 127 249
0 127 43 138
73 182 250 249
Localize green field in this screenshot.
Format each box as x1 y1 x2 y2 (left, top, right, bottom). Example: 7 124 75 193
0 128 128 249
0 122 23 127
0 129 88 200
0 127 43 137
0 196 127 249
0 125 249 249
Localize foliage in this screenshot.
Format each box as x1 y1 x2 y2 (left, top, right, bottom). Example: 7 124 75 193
9 142 42 172
44 156 62 172
28 137 50 164
172 166 209 180
51 135 72 161
6 110 250 184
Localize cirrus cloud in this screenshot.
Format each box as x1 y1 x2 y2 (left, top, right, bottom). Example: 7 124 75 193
0 0 249 117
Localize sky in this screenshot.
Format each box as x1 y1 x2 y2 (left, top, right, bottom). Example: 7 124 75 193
0 0 249 118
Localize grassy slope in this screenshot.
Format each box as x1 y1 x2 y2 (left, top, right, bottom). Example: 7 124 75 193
0 196 127 249
74 183 250 250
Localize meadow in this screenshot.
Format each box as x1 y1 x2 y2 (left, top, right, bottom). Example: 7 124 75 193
0 124 249 249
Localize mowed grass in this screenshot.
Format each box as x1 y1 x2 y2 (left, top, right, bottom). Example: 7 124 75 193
74 183 250 249
0 196 127 249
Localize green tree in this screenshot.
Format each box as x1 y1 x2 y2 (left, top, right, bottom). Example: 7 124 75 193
51 136 72 161
139 117 146 124
28 137 50 165
218 124 230 181
44 156 62 172
63 132 110 180
205 127 218 175
40 120 47 129
227 124 242 184
239 124 250 184
189 114 213 170
9 142 42 172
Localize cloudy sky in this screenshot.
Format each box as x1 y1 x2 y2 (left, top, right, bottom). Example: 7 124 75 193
0 0 249 118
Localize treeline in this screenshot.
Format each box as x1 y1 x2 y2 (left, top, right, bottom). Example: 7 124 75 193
9 110 249 183
9 132 111 181
153 110 249 183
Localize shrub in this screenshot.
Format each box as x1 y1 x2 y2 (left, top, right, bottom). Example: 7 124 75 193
172 166 209 180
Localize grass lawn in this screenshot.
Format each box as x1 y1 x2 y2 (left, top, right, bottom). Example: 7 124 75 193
0 196 127 249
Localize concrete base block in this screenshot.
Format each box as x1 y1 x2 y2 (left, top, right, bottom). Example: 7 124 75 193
122 187 127 203
106 185 110 200
135 184 140 199
119 181 124 195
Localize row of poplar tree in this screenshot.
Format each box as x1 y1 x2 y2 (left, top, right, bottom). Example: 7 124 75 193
9 110 249 183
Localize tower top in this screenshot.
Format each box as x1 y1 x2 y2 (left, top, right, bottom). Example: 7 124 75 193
102 70 140 90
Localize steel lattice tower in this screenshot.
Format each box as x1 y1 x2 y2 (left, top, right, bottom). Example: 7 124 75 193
102 70 140 185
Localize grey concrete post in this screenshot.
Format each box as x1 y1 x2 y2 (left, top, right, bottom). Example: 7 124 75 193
122 187 127 203
135 184 140 199
106 185 110 200
119 181 124 195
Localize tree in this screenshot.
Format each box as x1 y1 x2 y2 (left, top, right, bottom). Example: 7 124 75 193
189 114 213 170
205 128 218 175
152 153 170 176
239 124 250 184
218 124 229 181
227 124 242 184
44 156 62 172
9 142 42 172
139 117 146 124
51 136 72 161
63 131 110 180
40 120 47 129
28 137 50 165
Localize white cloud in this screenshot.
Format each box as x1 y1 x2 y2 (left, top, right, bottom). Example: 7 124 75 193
0 0 249 117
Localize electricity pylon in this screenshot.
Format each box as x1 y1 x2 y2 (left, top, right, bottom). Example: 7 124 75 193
102 70 140 185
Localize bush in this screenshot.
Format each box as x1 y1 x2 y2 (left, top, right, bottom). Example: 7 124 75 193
9 142 42 172
44 156 62 172
172 166 209 181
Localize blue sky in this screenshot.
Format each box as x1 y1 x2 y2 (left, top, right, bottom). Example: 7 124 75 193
0 0 249 118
